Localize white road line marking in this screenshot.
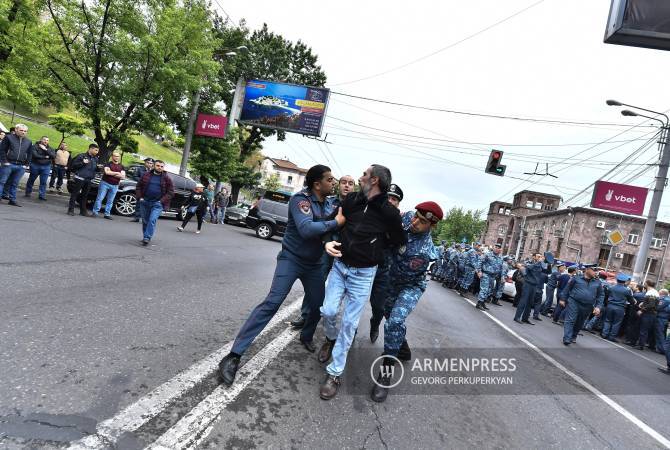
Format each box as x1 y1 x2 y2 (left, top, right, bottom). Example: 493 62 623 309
69 297 302 450
459 295 670 449
599 336 666 368
148 326 299 450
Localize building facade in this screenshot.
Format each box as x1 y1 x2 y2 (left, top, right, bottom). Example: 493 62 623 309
259 157 308 193
482 190 670 284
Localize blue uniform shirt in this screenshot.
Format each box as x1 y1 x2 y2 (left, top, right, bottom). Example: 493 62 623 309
522 260 551 287
390 211 439 288
480 251 504 276
282 189 338 263
559 275 605 308
607 283 634 308
657 295 670 320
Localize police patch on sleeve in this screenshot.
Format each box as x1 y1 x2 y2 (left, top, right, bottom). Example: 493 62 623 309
298 200 311 215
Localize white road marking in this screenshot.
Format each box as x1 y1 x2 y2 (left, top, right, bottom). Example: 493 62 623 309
148 326 299 450
69 297 302 450
599 335 666 368
460 296 670 449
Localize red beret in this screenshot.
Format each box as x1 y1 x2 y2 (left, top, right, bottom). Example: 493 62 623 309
415 201 443 223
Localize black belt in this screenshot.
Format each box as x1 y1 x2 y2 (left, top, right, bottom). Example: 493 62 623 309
8 160 26 165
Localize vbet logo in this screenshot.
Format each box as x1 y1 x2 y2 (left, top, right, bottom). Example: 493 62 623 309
194 113 227 138
592 180 648 216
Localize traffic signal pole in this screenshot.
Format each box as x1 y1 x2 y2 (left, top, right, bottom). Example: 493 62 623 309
632 125 670 282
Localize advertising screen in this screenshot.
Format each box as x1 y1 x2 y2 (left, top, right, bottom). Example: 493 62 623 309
239 79 329 137
590 180 648 216
604 0 670 50
194 114 227 138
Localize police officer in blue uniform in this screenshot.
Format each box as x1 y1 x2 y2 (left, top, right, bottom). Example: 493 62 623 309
476 244 504 310
558 265 605 345
540 263 565 316
371 201 442 403
458 242 482 296
601 273 634 342
444 244 461 289
514 252 553 324
218 165 343 385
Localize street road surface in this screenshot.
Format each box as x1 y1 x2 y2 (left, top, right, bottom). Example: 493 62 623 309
1 196 669 449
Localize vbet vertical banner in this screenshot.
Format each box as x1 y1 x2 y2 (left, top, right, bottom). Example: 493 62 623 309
194 113 227 138
590 180 649 216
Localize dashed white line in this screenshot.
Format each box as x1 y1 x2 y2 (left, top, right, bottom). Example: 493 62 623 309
148 326 299 450
459 295 670 449
69 297 301 450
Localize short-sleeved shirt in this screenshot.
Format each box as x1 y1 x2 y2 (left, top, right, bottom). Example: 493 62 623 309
102 162 124 185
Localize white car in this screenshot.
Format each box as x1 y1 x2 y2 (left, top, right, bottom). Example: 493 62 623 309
503 269 517 299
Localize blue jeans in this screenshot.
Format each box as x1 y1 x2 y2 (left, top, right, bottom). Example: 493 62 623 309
93 181 119 216
602 305 625 340
140 200 163 241
563 301 593 343
514 283 537 321
321 259 377 377
25 163 51 198
541 285 556 314
49 165 67 189
655 317 668 353
0 163 26 201
232 249 326 355
217 206 226 224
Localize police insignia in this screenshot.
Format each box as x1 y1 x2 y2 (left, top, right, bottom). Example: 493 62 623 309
409 258 425 270
298 200 311 215
398 245 406 255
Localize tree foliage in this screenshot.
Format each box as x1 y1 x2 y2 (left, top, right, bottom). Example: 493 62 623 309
433 207 486 244
42 0 218 161
47 113 86 143
263 173 281 191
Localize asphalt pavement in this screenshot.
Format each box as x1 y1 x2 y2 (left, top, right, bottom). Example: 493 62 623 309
2 194 670 449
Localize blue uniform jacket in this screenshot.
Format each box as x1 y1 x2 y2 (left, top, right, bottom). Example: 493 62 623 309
522 260 551 287
559 275 605 308
557 273 571 292
480 252 504 277
546 270 559 288
390 211 439 288
464 248 481 270
607 283 634 308
657 296 670 320
282 189 338 263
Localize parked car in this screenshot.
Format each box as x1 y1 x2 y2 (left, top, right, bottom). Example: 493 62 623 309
245 191 291 239
67 164 196 219
503 268 517 300
224 203 251 226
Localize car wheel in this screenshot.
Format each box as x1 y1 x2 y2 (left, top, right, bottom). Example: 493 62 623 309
177 205 187 221
114 193 137 216
255 223 273 239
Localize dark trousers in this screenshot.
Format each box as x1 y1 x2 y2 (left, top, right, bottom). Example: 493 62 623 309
49 165 67 189
532 289 543 319
655 318 668 353
513 282 523 307
541 285 556 314
563 301 593 343
231 250 326 355
602 305 625 340
553 300 565 322
181 210 204 230
625 309 641 344
369 261 391 327
637 313 656 347
68 178 91 213
514 283 536 321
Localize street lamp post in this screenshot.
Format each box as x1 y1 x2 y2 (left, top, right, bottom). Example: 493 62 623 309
607 100 670 282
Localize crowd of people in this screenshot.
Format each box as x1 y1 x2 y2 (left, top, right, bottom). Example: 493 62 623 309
430 242 670 374
0 124 231 245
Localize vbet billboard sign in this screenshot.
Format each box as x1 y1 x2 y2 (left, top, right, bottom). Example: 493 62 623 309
591 180 648 216
195 113 227 138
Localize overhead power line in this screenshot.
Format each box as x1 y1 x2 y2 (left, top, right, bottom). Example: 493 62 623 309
329 0 547 87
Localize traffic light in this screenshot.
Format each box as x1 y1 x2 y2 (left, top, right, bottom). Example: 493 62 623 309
485 150 506 176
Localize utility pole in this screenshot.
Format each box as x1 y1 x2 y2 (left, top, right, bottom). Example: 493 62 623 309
515 215 527 260
179 90 200 177
633 124 670 282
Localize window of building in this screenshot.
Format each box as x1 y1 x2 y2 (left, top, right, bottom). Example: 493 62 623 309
627 232 640 245
498 206 504 214
529 239 534 250
287 175 293 184
601 232 611 245
498 225 507 236
621 253 634 269
534 201 543 210
505 208 511 215
526 200 534 208
646 257 659 274
651 236 663 249
546 240 551 251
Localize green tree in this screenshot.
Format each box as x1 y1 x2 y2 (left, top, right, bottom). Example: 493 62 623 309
42 0 218 161
263 173 281 191
48 113 87 144
434 207 486 244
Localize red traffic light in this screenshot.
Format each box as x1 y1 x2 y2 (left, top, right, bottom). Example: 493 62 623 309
492 151 501 159
485 150 506 177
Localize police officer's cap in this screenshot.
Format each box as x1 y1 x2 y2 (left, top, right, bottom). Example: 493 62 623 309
616 272 630 282
494 243 502 249
415 201 443 223
474 241 481 246
543 251 555 264
388 184 404 201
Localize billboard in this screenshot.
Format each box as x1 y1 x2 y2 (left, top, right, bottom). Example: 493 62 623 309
590 180 648 216
195 114 227 138
239 79 329 137
604 0 670 51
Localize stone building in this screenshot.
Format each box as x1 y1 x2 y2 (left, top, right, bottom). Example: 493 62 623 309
258 157 308 193
481 190 670 283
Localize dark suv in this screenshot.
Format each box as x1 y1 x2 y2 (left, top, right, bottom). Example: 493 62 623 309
245 191 291 239
67 164 196 219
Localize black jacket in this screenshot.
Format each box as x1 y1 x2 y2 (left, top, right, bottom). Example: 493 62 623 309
0 134 32 165
183 191 209 213
339 191 406 268
70 152 99 180
30 144 56 165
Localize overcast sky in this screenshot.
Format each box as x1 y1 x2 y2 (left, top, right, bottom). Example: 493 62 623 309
220 0 670 220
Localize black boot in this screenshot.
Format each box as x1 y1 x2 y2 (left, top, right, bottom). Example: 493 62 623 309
476 302 486 311
290 317 305 329
370 318 380 343
397 339 411 361
218 353 240 386
371 359 395 403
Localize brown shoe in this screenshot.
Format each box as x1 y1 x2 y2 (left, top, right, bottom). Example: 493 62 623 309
317 338 336 363
319 374 340 400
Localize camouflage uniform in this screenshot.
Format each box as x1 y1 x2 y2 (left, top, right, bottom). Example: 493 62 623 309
459 246 482 291
383 211 438 356
495 259 511 301
478 250 504 304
